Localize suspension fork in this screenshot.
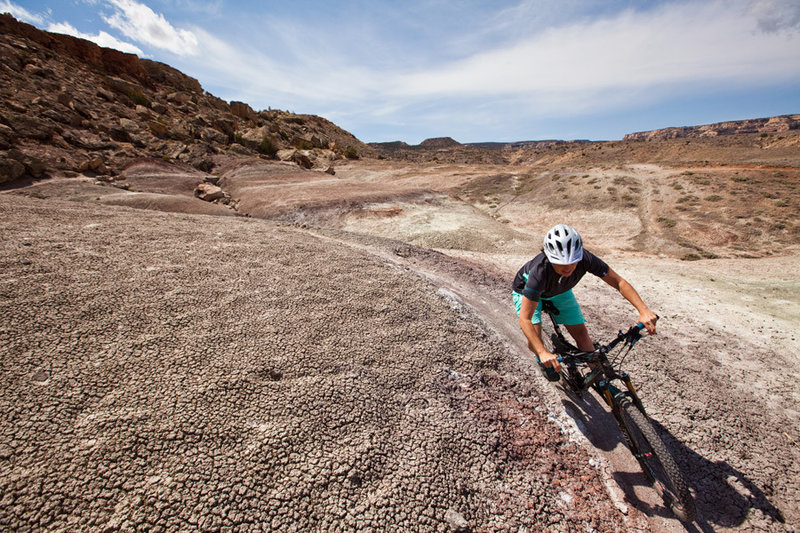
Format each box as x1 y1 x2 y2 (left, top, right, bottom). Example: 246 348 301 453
620 372 647 415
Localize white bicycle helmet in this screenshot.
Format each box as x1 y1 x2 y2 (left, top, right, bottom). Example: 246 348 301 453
543 224 583 264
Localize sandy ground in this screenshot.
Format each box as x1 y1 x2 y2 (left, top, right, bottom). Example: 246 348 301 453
2 156 799 532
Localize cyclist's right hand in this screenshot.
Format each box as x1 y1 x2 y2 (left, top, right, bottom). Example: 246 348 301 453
540 351 562 372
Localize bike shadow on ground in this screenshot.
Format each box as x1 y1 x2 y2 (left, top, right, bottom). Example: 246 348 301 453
559 389 786 532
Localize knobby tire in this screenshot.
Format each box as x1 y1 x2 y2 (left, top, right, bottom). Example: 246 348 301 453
618 398 696 522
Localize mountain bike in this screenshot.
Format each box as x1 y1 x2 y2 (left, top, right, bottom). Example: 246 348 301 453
538 301 696 522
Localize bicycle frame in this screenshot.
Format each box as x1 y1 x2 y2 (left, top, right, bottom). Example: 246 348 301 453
541 308 696 522
544 309 648 415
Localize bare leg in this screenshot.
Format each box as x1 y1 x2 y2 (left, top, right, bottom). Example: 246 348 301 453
564 323 594 352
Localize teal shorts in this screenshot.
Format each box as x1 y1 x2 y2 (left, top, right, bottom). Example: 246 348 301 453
512 289 585 325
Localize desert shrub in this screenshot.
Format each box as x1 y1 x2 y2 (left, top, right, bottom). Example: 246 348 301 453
344 146 359 159
775 199 789 207
658 217 676 228
672 183 683 190
681 253 702 261
233 133 246 146
731 175 748 182
696 178 710 185
705 195 723 202
294 139 314 150
258 135 278 157
681 171 694 176
760 133 769 138
128 89 150 107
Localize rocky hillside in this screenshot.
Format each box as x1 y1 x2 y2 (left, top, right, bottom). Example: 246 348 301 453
623 114 800 141
0 14 374 186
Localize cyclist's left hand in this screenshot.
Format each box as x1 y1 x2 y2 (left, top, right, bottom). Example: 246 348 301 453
639 309 658 334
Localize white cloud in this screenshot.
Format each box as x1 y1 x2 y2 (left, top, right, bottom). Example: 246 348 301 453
389 1 800 112
0 0 45 24
47 21 144 55
102 0 199 56
749 0 800 32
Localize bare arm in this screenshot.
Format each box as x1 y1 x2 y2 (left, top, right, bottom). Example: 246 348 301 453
601 268 658 334
518 295 562 371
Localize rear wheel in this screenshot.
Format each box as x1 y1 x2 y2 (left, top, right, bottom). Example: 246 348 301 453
618 398 696 522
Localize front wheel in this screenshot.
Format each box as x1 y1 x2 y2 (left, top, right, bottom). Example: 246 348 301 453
618 399 696 522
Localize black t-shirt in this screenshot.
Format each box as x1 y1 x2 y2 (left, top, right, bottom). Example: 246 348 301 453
512 251 609 301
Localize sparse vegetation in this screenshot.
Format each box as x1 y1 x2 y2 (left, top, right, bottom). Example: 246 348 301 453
705 195 723 202
128 89 149 107
658 217 677 228
258 135 278 158
344 146 359 159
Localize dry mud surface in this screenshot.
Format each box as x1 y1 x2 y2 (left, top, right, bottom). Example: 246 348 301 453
1 196 640 532
1 189 798 532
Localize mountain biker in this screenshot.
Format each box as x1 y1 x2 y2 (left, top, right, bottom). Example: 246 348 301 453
512 224 658 381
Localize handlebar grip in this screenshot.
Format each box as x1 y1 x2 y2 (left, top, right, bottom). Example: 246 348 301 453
635 314 660 330
557 356 563 362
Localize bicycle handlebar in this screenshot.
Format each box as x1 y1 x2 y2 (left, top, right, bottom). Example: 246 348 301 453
556 315 660 364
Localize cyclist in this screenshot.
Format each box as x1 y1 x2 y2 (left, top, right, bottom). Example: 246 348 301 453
512 224 657 381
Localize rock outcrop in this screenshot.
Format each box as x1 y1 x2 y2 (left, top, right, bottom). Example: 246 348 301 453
623 114 800 141
0 14 375 186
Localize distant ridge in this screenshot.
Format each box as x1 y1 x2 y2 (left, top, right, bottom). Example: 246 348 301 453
623 114 800 141
418 137 461 148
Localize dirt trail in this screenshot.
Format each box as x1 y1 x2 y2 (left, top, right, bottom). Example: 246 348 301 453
300 228 701 532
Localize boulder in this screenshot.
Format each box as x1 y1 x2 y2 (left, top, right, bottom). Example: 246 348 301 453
201 127 227 145
230 101 257 122
239 126 273 149
78 154 106 173
228 143 252 155
167 92 191 105
0 157 25 184
134 105 152 119
293 151 313 169
0 123 16 149
119 118 140 133
8 149 47 178
104 76 141 97
276 149 297 162
147 121 168 138
0 111 55 140
194 183 228 202
213 116 236 136
62 130 114 150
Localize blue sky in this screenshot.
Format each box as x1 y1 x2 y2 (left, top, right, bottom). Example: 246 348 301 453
4 0 800 143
